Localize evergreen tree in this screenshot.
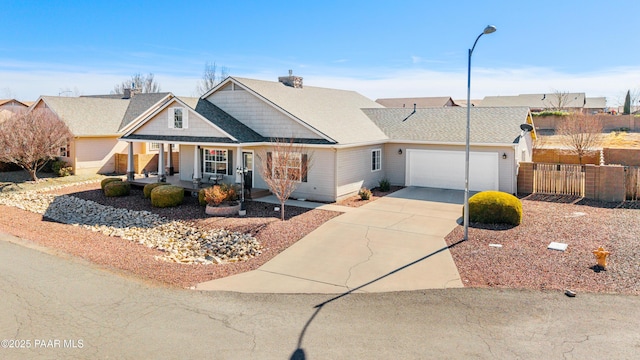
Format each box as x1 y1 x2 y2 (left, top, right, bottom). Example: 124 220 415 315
623 90 631 114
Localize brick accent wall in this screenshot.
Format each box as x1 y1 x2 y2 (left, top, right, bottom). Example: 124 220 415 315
517 162 534 194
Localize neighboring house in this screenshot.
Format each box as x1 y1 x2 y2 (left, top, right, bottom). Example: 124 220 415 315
584 97 607 114
0 99 30 113
30 92 173 175
375 97 457 108
363 107 534 194
121 75 535 201
0 99 30 122
479 93 586 112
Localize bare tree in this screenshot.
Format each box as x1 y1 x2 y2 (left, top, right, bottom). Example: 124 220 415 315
543 90 571 111
556 113 603 164
196 62 229 95
0 109 73 181
112 73 161 94
257 138 312 221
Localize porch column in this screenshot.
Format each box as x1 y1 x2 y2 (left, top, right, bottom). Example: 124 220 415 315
158 143 165 182
235 146 243 183
193 145 201 185
166 144 174 175
126 142 135 181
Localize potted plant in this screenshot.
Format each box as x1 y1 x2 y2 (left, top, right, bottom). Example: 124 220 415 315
203 183 241 216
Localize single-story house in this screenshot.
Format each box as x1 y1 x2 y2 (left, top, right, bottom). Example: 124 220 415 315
121 74 535 201
30 92 188 175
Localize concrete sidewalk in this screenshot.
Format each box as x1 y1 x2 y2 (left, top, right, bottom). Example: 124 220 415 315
195 187 465 293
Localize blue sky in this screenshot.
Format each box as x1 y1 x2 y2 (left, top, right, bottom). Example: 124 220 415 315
3 0 640 106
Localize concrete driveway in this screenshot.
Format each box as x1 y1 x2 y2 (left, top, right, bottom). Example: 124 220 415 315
195 187 465 293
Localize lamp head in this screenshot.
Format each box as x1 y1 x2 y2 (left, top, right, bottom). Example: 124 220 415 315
483 25 497 34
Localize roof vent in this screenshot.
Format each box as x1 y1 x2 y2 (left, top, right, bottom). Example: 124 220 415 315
278 70 303 89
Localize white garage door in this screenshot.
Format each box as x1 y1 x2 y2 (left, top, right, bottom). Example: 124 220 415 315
406 149 499 191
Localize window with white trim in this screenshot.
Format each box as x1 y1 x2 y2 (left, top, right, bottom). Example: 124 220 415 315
371 149 381 171
273 152 302 181
204 149 227 174
59 145 68 157
148 142 160 151
174 108 183 129
168 107 188 129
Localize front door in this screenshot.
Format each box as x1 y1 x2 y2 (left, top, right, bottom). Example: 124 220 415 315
242 151 253 190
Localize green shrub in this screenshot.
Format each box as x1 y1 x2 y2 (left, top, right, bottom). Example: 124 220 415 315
150 185 184 208
51 160 72 177
532 110 571 117
143 183 167 199
467 191 522 225
378 178 391 192
358 187 372 200
101 177 122 190
104 181 131 197
198 187 209 206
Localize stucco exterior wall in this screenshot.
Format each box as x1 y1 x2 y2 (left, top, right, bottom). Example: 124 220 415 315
73 137 126 175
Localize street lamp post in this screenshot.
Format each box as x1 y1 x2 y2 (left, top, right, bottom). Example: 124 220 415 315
464 25 496 241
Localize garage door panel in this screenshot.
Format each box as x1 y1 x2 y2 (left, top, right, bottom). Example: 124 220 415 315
407 149 498 191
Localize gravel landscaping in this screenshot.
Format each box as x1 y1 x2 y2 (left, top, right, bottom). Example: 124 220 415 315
0 180 340 288
445 195 640 295
1 172 638 295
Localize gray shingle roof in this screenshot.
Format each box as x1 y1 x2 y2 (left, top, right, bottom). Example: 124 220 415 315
119 93 171 130
193 99 265 143
479 93 586 109
40 96 130 136
230 77 388 144
362 107 531 144
375 97 455 108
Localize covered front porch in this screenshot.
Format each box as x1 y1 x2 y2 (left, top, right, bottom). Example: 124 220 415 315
129 174 270 199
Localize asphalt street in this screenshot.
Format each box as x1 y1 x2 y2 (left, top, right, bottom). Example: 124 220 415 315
1 233 639 359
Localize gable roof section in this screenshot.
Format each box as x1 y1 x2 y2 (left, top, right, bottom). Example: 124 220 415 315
193 99 264 143
363 106 531 145
119 92 172 130
375 97 455 108
0 99 30 108
37 96 130 136
213 77 387 145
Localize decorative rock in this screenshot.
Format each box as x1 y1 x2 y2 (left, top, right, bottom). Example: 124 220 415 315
0 187 261 265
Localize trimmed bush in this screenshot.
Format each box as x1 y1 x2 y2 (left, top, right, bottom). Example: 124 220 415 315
51 160 72 177
358 187 372 200
143 183 167 199
198 187 209 206
101 177 122 190
378 178 391 192
104 181 131 197
467 191 522 225
150 185 184 208
203 183 239 206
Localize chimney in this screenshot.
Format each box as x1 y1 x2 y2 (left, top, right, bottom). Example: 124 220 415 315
123 88 131 99
278 70 303 88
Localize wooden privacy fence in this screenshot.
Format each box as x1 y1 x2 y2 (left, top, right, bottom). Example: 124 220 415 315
625 166 640 201
533 163 585 196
